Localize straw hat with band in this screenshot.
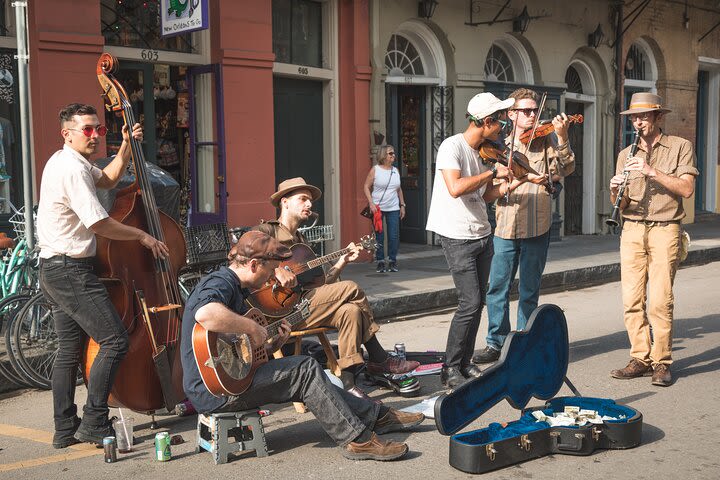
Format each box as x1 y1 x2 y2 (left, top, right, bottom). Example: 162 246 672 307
270 177 322 207
620 92 672 115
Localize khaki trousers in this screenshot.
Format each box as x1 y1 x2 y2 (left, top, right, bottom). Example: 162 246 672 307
301 280 379 369
620 221 681 366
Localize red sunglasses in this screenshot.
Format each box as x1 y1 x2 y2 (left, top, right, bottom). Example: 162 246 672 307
68 125 108 137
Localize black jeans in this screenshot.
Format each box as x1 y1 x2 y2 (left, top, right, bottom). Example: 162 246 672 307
40 258 129 430
217 355 380 446
439 235 494 368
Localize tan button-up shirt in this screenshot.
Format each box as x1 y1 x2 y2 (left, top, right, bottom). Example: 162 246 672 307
494 134 576 239
615 133 698 222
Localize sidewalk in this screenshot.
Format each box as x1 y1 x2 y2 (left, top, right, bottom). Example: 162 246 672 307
343 214 720 320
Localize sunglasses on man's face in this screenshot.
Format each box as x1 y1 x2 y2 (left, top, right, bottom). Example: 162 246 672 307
68 125 108 137
512 108 538 116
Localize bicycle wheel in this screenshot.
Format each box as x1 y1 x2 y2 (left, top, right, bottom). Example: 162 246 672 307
10 292 58 389
0 291 37 387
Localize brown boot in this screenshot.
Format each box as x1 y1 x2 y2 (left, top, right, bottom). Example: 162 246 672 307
374 409 425 435
610 359 651 379
651 364 672 387
342 432 408 461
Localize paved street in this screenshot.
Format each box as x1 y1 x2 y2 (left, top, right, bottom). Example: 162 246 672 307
1 262 719 479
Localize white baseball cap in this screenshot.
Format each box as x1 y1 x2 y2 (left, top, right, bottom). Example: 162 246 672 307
467 92 515 120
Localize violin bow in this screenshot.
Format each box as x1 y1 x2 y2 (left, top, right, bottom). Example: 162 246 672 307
524 92 555 194
505 118 517 201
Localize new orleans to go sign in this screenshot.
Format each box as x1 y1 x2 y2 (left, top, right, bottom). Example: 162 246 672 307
161 0 209 38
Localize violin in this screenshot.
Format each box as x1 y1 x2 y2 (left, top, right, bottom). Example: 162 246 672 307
478 141 539 178
519 114 583 145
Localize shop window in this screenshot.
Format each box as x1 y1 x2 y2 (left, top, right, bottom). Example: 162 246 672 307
101 0 196 53
0 48 19 215
384 34 424 76
272 0 323 67
485 45 514 82
0 0 12 36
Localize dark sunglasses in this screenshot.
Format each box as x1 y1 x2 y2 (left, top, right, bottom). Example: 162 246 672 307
512 108 538 116
68 125 108 137
388 151 396 156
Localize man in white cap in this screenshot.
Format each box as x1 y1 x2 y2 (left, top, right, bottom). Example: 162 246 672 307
426 92 522 388
609 92 698 387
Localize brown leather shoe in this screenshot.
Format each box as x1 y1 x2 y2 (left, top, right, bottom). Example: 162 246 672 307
346 386 383 405
342 432 408 461
651 364 672 387
374 408 425 435
367 356 421 375
610 359 652 379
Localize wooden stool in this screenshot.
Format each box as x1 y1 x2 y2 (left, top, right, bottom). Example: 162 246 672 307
195 410 268 464
273 327 341 413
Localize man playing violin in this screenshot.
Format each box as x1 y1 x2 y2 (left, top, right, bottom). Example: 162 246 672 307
475 88 575 365
37 103 169 447
426 92 526 389
252 178 420 401
608 92 697 387
181 230 423 461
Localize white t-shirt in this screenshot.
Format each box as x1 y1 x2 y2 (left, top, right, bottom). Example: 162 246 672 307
426 133 492 239
37 145 108 259
371 165 401 211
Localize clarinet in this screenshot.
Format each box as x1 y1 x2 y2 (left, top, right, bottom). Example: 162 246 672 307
606 129 641 227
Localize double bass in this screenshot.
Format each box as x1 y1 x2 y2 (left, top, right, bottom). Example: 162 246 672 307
82 53 187 413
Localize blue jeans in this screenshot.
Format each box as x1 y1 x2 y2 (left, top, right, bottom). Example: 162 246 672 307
439 235 494 368
40 257 129 431
218 355 379 446
485 232 550 350
375 209 400 263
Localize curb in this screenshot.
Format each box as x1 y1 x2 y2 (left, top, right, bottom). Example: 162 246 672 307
369 247 720 320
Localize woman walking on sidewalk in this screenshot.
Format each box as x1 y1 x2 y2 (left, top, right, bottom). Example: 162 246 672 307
363 145 405 273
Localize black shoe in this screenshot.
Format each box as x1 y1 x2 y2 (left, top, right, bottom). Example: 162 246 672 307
460 364 482 379
388 262 398 272
440 366 467 389
376 261 386 273
472 346 500 364
53 416 82 449
74 418 116 446
366 372 421 397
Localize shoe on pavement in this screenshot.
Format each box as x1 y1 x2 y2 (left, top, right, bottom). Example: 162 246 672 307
460 364 482 379
342 432 408 461
651 364 672 386
376 262 386 273
374 409 425 435
367 355 420 375
610 359 652 379
74 418 116 446
346 385 383 405
53 416 82 449
366 371 421 397
440 365 467 389
388 262 399 272
472 346 500 364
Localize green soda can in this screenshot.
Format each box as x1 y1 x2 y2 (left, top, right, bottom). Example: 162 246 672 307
154 432 171 461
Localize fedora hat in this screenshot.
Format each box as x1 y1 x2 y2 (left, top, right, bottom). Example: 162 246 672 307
620 92 672 115
270 177 322 207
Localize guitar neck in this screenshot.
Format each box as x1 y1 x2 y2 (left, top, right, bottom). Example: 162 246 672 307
302 248 351 271
265 307 307 339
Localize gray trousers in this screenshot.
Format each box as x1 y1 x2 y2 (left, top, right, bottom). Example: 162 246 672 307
217 355 380 446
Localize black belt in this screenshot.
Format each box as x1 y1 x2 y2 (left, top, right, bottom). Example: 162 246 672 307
41 255 95 265
624 219 680 228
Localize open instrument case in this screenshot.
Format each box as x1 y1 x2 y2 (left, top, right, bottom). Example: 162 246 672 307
434 304 642 474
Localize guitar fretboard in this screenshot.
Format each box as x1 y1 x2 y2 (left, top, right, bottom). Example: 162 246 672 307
266 305 308 339
298 248 351 273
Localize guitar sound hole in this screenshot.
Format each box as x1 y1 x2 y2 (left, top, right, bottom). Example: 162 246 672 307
217 336 253 380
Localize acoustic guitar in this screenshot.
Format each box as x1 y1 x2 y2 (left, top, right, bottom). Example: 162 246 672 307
247 235 377 317
192 299 310 397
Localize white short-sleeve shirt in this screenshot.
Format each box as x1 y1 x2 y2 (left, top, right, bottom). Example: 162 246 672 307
426 133 492 239
37 145 109 259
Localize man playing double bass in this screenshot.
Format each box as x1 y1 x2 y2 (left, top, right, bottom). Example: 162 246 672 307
37 103 169 447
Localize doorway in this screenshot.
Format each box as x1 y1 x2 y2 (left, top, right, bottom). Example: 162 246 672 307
564 101 584 235
386 85 427 244
273 77 325 223
695 70 708 212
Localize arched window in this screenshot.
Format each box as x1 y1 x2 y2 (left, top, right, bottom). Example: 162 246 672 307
384 34 424 76
624 44 647 80
484 45 514 82
565 66 583 95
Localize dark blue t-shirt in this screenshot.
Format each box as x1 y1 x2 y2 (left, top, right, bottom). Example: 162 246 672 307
180 266 249 413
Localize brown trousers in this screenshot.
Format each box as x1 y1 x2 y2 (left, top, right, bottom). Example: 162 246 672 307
300 280 379 369
620 221 681 366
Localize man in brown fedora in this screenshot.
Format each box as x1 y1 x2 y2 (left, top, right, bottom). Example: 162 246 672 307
252 177 420 401
180 230 424 461
609 92 698 387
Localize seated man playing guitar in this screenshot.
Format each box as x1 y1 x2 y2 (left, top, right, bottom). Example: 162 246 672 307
251 178 419 400
180 230 424 461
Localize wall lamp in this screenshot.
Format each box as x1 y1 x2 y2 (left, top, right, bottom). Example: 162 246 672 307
512 6 531 34
418 0 438 20
588 23 605 49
